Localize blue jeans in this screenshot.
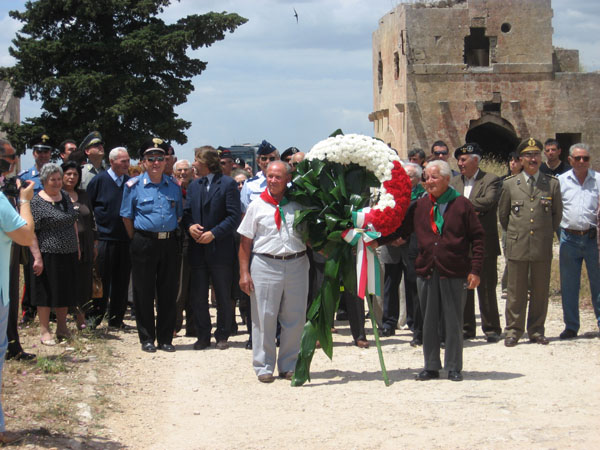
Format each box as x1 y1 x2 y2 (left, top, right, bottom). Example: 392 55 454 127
0 303 9 431
559 229 600 332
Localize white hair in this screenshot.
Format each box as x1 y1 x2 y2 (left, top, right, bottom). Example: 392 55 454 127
404 162 422 180
109 147 128 161
174 159 191 170
425 160 451 178
569 143 590 156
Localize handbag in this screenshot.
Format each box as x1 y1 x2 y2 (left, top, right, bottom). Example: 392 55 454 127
91 268 103 299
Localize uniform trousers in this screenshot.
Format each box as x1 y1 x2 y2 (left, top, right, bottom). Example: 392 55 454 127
250 254 308 376
417 270 467 372
505 259 551 340
92 240 131 327
463 256 501 337
130 232 178 345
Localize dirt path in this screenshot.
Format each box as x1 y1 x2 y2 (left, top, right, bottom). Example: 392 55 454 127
101 292 600 449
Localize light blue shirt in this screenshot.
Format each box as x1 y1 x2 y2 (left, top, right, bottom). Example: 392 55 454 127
239 171 266 213
107 168 123 187
120 172 183 232
558 168 600 230
18 166 42 194
0 193 26 306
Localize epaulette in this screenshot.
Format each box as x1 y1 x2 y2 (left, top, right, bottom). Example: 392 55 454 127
17 169 28 177
544 173 558 180
504 174 517 180
125 176 139 188
247 175 259 182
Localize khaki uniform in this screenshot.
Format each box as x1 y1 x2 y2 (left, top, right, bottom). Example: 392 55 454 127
498 171 562 340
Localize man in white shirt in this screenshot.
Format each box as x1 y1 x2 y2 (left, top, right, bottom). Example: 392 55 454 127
238 161 308 383
557 143 600 339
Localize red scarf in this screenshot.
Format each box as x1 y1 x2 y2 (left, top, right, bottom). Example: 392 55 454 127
260 189 289 230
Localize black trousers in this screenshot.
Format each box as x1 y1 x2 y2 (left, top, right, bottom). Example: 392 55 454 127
91 240 131 327
189 263 233 344
130 233 178 345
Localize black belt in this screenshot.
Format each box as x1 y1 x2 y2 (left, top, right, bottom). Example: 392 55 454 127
135 229 175 240
563 228 591 236
256 250 306 261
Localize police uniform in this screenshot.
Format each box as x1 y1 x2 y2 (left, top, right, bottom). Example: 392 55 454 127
120 139 183 351
17 167 42 194
498 138 563 345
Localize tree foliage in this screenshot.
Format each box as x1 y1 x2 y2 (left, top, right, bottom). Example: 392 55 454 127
0 0 247 155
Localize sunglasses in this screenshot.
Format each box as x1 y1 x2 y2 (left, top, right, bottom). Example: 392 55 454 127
146 156 165 162
572 155 590 162
260 156 277 162
237 180 245 186
433 151 448 156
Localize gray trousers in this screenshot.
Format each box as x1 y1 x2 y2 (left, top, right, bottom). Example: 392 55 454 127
417 270 467 372
250 254 309 376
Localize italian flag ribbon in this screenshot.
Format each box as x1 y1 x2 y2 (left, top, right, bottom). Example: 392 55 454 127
341 208 382 299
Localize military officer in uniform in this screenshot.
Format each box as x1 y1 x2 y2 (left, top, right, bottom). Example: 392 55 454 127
499 138 563 347
239 140 278 212
120 137 183 353
79 131 106 190
450 143 502 342
19 134 54 194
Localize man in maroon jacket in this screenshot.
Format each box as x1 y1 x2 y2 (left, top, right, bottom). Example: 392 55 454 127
379 160 484 382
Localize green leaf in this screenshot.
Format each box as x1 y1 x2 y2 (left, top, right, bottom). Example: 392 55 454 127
326 230 343 242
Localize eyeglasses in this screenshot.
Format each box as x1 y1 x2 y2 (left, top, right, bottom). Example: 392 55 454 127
433 151 448 156
572 155 590 162
260 156 277 162
146 156 165 162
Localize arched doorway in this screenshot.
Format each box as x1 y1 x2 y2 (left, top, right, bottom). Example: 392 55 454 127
465 115 519 161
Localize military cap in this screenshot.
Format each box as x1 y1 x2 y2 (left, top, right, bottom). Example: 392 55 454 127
516 138 543 154
280 146 300 161
30 133 54 152
234 157 245 167
79 131 103 152
139 136 169 159
454 142 482 159
257 140 276 156
218 148 233 160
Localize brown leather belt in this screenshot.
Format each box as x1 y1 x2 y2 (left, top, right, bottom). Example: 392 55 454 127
563 228 591 236
256 250 306 261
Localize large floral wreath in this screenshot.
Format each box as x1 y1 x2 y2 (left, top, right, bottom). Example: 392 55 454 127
288 134 412 386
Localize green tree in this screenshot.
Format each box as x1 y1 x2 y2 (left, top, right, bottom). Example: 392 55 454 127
0 0 247 155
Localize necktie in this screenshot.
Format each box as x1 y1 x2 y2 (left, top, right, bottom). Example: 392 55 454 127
528 176 535 195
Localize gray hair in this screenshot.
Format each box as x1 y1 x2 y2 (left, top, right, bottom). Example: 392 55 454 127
0 139 12 154
267 160 292 175
569 143 590 156
109 147 128 161
174 159 191 171
404 162 422 180
40 162 63 184
425 160 451 178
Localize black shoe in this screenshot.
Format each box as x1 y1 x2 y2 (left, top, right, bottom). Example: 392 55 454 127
6 350 36 361
559 329 577 340
448 370 463 382
380 327 395 337
410 337 422 347
141 342 157 353
486 332 501 343
158 343 176 352
245 339 252 350
193 340 209 350
415 369 439 381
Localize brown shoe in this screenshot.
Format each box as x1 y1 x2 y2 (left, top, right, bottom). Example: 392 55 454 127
504 337 518 347
215 340 229 350
258 374 275 383
530 335 549 345
0 431 23 444
279 371 293 380
355 339 369 348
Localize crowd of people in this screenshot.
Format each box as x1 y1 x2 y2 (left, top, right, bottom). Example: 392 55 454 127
0 130 598 435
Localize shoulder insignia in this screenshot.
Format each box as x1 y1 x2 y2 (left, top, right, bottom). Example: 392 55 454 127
125 176 139 188
544 173 558 180
504 174 516 180
247 175 259 182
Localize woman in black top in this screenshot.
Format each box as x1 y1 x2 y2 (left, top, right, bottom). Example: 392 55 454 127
29 163 79 345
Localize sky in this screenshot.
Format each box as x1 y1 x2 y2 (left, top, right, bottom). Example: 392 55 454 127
1 0 599 168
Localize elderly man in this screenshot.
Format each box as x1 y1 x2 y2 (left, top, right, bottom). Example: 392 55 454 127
173 159 192 188
499 138 562 347
183 146 240 350
380 160 484 381
557 143 600 339
238 161 308 383
121 138 183 353
289 151 305 172
240 140 278 212
86 147 131 329
541 139 571 177
0 145 35 444
450 143 502 342
80 131 106 190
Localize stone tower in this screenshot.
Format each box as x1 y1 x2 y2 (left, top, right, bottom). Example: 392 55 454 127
371 0 600 163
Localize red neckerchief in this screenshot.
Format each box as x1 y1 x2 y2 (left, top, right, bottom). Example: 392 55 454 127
260 188 288 230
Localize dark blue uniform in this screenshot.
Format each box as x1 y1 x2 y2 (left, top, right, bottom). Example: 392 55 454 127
120 173 183 348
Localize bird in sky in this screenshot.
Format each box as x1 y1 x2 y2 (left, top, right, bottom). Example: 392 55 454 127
293 8 298 23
